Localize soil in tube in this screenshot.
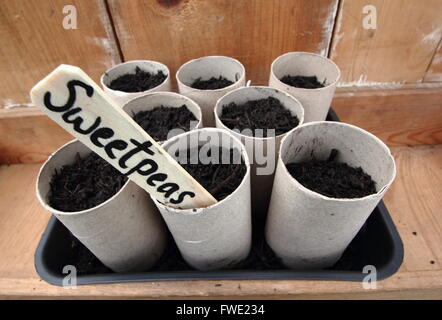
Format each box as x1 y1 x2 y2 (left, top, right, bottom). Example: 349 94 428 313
286 149 377 199
280 75 325 89
132 105 197 142
108 67 167 92
177 146 246 201
191 76 234 90
48 153 127 212
219 97 300 137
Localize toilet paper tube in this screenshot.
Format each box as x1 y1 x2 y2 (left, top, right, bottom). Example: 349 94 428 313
176 56 246 127
269 52 340 123
214 86 304 226
152 128 252 271
36 140 168 273
101 60 171 107
122 91 203 144
265 121 396 269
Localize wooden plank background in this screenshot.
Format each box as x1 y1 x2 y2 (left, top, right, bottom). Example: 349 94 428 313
0 0 121 108
2 0 442 105
0 0 442 164
330 0 442 86
333 88 442 146
108 0 339 86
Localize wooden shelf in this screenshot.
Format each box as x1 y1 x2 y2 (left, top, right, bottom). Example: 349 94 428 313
0 144 441 299
2 87 442 164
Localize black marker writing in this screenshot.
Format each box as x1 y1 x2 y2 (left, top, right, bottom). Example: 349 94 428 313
43 79 195 204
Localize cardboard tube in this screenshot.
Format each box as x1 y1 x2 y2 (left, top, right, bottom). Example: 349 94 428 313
36 140 167 273
122 91 203 144
101 60 171 107
214 86 304 229
152 128 252 271
269 52 340 123
265 121 396 269
176 56 246 127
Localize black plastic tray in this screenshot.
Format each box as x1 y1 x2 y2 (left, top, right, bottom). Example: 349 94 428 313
34 110 404 286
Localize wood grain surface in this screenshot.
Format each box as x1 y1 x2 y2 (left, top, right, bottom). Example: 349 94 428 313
330 0 442 85
332 88 442 146
0 108 73 164
2 0 442 107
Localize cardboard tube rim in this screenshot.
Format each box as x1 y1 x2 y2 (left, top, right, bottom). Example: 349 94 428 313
100 60 171 95
121 91 203 142
278 121 397 202
176 56 246 93
213 85 305 141
270 52 341 91
152 128 251 214
36 139 132 216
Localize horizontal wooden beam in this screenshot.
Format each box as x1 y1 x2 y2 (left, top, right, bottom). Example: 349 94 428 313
1 87 442 164
333 88 442 146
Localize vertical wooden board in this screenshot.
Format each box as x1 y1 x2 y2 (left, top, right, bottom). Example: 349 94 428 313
330 0 442 85
108 0 338 85
424 40 442 82
0 0 121 108
0 108 73 164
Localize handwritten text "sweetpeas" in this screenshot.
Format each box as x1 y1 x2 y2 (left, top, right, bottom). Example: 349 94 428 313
43 80 195 205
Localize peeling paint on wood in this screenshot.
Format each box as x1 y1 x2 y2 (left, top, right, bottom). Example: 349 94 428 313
320 0 339 57
330 0 442 84
424 38 442 82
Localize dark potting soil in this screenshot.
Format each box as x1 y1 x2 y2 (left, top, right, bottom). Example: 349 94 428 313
280 75 325 89
108 67 167 92
177 146 246 201
48 152 127 212
286 149 377 198
65 219 369 273
132 105 197 141
64 229 284 274
153 232 286 271
67 233 112 275
191 76 234 90
219 97 299 137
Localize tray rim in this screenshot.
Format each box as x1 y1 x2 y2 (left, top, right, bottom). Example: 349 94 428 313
35 201 404 286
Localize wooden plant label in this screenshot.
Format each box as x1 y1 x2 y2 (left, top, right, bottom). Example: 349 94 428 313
30 64 217 209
